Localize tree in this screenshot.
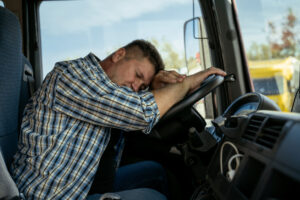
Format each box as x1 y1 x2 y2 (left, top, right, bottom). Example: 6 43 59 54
151 38 185 71
151 38 203 74
248 8 299 60
247 43 271 60
268 8 298 58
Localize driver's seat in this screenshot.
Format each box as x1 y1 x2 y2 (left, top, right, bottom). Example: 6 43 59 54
0 6 31 199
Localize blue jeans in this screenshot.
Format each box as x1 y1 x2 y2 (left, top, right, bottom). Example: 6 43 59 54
87 161 168 200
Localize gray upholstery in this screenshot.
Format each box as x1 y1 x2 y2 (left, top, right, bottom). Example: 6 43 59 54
0 6 25 200
0 151 19 200
0 6 23 166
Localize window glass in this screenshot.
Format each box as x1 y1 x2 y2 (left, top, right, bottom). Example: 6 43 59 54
184 0 214 118
236 0 300 112
0 1 4 7
40 0 215 118
40 1 191 78
252 77 283 95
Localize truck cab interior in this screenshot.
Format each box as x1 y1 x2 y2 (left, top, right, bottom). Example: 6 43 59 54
1 0 300 200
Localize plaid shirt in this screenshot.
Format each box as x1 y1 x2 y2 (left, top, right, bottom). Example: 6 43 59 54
11 53 160 200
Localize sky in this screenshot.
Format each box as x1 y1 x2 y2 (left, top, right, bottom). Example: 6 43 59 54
236 0 300 50
40 0 192 76
39 0 300 77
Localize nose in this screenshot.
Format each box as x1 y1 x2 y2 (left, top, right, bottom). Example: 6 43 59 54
132 81 141 92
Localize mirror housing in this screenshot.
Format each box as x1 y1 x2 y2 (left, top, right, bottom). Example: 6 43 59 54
183 17 211 75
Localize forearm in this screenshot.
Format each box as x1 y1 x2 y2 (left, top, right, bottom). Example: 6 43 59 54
151 67 226 117
152 77 191 116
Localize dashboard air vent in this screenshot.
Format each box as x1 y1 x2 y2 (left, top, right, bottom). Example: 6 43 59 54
256 118 286 149
243 115 266 141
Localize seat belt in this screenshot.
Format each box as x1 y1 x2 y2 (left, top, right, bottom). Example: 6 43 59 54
19 55 35 125
22 55 35 96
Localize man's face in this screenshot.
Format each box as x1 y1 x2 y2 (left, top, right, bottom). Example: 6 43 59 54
108 51 155 92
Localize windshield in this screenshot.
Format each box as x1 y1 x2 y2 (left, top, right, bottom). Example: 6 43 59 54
253 76 284 95
40 0 191 78
235 0 300 111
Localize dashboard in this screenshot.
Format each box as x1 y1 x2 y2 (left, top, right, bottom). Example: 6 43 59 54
222 92 280 117
152 91 300 200
233 102 258 115
201 93 300 200
208 92 281 140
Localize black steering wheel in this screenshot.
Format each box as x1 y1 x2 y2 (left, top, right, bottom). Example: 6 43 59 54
160 74 224 121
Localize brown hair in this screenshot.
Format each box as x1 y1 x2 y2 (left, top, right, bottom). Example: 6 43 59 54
123 39 165 74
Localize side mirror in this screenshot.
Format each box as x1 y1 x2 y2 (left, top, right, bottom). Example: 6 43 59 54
183 17 214 119
183 17 211 75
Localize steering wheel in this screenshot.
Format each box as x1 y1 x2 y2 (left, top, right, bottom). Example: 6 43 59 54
160 75 225 121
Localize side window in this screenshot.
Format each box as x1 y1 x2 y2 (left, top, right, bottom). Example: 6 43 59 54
184 0 214 118
0 1 5 7
236 0 300 112
39 0 215 119
39 1 191 78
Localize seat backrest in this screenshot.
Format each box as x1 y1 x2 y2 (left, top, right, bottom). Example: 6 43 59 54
0 6 23 167
0 6 26 200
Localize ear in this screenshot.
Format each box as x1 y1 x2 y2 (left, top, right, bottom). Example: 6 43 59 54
112 48 126 63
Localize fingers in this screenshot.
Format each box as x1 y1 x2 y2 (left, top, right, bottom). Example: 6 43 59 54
205 67 227 77
161 70 186 83
150 70 186 90
187 67 227 92
199 67 226 84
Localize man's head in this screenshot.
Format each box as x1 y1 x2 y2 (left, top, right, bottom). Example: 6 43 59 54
101 39 164 92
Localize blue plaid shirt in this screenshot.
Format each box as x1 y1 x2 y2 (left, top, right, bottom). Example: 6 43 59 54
11 53 160 200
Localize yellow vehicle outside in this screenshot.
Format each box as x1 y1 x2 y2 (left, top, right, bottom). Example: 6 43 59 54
249 57 295 111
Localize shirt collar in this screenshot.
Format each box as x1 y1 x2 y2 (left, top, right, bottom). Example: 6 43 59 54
85 52 119 89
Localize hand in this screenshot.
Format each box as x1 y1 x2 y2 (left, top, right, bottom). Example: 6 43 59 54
151 67 225 116
151 70 186 90
187 67 227 93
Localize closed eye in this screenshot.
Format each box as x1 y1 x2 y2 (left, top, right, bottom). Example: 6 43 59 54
136 72 142 79
136 70 148 91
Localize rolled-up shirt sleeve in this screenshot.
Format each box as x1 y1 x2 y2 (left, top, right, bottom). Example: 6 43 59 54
53 58 160 134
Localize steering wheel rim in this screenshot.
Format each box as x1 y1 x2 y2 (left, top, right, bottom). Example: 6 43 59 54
160 75 224 121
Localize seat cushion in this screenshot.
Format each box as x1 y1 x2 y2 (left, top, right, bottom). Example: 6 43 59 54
0 150 20 200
